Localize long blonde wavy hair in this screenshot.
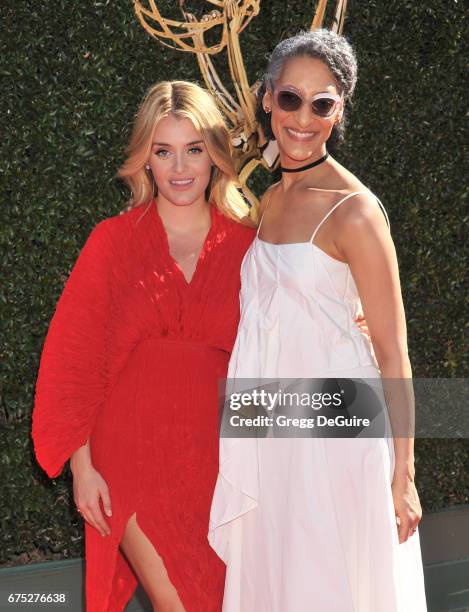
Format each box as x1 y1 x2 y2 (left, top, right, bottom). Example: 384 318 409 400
117 80 249 221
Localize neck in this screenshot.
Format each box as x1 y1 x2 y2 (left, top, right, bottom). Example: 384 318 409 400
155 195 211 234
279 148 332 190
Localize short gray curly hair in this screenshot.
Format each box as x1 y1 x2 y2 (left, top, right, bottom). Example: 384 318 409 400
256 29 358 149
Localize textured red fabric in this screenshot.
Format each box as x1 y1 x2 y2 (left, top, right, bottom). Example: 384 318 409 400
31 200 255 611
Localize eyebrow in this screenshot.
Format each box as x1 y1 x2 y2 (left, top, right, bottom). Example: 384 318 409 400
281 84 338 94
152 140 204 147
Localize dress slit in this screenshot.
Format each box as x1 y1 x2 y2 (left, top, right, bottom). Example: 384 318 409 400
96 504 207 611
84 507 139 611
104 509 189 611
125 509 190 610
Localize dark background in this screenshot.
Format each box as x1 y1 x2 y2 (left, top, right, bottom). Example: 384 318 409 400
1 1 466 566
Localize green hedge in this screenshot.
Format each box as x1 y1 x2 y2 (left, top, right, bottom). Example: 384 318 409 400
0 0 466 566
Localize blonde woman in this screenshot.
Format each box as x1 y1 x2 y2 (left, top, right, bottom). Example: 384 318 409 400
32 81 255 612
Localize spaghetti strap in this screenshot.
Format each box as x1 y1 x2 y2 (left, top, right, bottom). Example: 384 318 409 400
374 195 391 229
256 187 275 237
310 190 390 243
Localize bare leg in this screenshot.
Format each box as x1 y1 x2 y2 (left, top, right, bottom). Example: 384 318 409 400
119 512 185 612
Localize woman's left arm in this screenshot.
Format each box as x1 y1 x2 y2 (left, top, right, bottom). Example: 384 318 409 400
337 192 422 543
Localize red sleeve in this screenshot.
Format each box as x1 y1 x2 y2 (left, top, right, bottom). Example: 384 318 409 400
31 220 114 478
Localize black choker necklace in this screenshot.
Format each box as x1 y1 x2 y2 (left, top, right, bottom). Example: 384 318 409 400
280 152 329 173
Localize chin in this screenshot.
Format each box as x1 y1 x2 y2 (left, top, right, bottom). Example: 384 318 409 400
279 138 319 160
282 143 317 162
159 188 200 207
168 196 197 207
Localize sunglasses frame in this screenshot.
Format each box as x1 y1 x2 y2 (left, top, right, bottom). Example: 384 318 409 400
271 86 343 118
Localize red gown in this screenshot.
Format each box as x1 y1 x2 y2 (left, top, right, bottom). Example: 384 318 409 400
31 200 255 611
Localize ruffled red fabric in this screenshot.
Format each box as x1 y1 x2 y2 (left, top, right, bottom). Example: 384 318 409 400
31 201 255 611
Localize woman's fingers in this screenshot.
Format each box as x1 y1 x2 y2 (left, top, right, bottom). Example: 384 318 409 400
99 482 113 518
88 501 111 537
397 514 411 543
395 505 421 543
392 479 422 544
73 469 112 537
354 315 371 339
78 499 110 537
78 506 103 536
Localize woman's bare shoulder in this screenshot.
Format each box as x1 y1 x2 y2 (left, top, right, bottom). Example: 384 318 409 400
258 181 281 215
332 190 390 247
334 188 385 224
237 181 281 228
298 168 381 221
263 180 282 199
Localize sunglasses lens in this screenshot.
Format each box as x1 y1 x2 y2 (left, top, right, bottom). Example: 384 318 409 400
277 90 302 112
312 97 337 117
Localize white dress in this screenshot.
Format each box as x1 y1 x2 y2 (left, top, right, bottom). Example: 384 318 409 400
208 191 428 612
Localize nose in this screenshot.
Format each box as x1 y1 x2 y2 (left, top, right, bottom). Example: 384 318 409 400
173 152 186 174
295 102 314 129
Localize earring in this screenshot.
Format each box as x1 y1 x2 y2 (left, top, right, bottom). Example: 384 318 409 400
265 107 271 113
145 165 157 196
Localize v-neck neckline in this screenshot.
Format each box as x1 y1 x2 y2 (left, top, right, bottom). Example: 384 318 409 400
150 199 217 289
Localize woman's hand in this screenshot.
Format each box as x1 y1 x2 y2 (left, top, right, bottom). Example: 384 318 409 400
71 462 113 537
391 473 422 543
354 314 370 341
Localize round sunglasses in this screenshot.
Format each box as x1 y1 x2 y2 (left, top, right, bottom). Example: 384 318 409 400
273 88 342 118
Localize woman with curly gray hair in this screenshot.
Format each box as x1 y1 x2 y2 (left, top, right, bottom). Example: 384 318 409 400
209 29 428 611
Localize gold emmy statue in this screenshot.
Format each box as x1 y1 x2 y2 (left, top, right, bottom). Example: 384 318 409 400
134 0 348 207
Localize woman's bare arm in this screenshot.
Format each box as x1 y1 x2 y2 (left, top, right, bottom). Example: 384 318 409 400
70 439 113 537
337 194 413 464
70 439 93 472
337 193 421 543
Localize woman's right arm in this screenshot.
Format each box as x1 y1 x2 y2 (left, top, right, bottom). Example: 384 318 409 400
32 220 116 536
70 438 112 537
